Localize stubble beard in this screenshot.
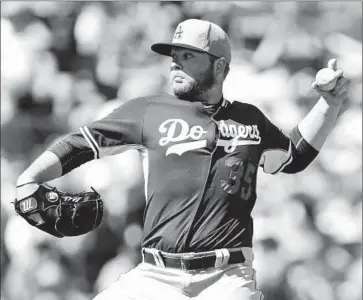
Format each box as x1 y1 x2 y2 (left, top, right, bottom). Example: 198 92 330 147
172 66 215 101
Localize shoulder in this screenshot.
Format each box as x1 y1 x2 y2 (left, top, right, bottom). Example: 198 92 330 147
109 93 177 114
227 100 266 120
121 93 178 108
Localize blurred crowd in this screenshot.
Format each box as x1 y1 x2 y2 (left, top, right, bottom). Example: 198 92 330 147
1 2 362 300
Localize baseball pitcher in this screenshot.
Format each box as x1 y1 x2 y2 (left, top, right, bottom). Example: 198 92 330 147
15 19 348 300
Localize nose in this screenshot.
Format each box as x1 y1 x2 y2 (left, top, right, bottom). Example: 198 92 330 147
170 59 182 71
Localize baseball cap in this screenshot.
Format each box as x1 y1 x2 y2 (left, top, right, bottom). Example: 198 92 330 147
151 19 232 64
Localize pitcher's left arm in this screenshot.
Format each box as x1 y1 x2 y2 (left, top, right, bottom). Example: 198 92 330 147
259 58 348 175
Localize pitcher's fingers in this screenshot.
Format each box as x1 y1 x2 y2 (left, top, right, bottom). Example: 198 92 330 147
334 69 344 80
331 77 347 94
335 84 348 98
328 58 338 71
313 85 331 98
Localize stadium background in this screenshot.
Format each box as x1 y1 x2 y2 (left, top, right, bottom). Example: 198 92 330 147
1 2 361 300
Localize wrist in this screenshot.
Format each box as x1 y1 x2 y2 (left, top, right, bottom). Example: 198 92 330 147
321 94 344 106
317 97 341 115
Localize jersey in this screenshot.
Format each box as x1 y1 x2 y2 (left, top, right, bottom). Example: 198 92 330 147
49 93 318 253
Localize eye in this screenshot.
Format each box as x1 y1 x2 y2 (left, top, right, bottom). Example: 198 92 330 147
184 53 193 59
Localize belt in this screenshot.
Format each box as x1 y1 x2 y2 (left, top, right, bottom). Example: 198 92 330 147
142 248 246 271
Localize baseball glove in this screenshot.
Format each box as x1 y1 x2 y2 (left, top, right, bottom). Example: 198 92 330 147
13 184 104 238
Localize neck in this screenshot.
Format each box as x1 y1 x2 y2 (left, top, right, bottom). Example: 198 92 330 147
195 84 223 105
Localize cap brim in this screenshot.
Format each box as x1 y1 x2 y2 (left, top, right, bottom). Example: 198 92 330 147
151 43 208 57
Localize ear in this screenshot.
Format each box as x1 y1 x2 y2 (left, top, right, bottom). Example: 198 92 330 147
214 58 227 78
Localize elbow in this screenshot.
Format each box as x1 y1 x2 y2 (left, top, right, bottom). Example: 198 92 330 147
282 159 315 174
283 141 319 174
283 165 307 174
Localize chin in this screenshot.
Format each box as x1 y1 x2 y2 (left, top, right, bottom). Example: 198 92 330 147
173 89 188 100
172 83 191 98
172 86 191 98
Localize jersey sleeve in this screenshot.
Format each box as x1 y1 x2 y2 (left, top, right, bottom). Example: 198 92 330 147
48 97 148 175
80 97 147 159
259 114 293 174
258 111 319 175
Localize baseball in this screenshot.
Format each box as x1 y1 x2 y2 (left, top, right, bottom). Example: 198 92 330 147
315 68 337 91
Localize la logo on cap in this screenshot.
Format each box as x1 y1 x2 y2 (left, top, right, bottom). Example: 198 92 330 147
174 25 183 39
151 19 232 64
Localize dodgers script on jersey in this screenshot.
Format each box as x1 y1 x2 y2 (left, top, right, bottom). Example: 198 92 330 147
51 93 307 253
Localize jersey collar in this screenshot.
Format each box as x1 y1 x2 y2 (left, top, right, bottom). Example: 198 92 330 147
202 96 228 115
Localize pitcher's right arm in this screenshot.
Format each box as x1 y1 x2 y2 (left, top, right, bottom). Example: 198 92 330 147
16 97 148 199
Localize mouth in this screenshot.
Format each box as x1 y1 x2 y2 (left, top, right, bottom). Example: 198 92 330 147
173 76 184 83
171 72 185 82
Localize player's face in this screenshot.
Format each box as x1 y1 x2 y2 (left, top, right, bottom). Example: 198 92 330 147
169 47 216 100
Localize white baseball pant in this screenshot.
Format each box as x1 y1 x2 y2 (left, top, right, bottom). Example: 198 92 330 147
93 247 264 300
